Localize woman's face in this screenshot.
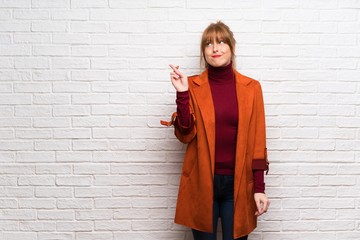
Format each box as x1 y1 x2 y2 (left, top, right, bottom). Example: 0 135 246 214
204 38 232 68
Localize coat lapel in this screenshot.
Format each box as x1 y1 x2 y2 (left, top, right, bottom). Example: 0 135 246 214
192 70 216 175
233 71 254 203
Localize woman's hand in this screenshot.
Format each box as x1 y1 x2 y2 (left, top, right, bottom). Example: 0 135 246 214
169 64 188 92
254 193 270 216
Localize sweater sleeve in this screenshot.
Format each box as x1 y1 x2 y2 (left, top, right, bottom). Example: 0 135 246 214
253 169 265 193
175 91 194 134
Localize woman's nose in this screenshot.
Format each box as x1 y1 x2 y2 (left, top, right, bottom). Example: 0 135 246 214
213 43 218 52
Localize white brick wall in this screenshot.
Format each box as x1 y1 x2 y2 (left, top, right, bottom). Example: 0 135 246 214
0 1 359 239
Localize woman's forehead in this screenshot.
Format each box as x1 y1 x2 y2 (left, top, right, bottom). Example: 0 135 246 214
205 31 226 41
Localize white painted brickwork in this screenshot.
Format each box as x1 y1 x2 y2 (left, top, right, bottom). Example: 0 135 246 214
0 0 359 239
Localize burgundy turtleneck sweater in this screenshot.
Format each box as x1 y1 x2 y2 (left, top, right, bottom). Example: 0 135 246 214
176 63 265 193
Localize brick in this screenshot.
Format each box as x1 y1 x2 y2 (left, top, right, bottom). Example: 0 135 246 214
0 85 12 94
263 233 336 240
94 176 131 186
92 105 128 115
91 34 128 45
0 34 11 43
110 22 146 33
53 33 90 44
0 10 11 19
37 210 74 220
0 22 31 32
15 106 51 117
110 0 147 8
74 187 111 198
52 57 90 69
73 164 110 175
36 187 72 198
94 198 132 209
0 221 18 231
71 0 107 8
32 0 69 8
282 199 319 209
4 186 33 197
57 199 93 209
262 210 300 221
38 233 73 240
301 209 336 220
17 151 55 163
320 198 355 209
0 176 17 186
282 221 318 231
72 94 109 104
70 22 107 33
14 83 51 93
0 129 14 139
33 117 70 128
18 198 56 209
319 221 355 231
56 152 92 162
95 220 131 231
132 198 168 208
93 128 131 139
15 57 49 69
14 33 51 44
53 105 90 116
18 176 55 186
94 151 129 162
35 164 72 175
320 10 358 21
113 209 149 219
31 22 67 32
319 176 356 186
75 233 113 240
71 46 107 57
53 129 91 139
113 186 149 197
0 133 31 144
90 9 127 20
2 232 37 240
56 221 92 232
14 10 49 20
0 45 30 56
33 94 70 105
33 45 69 56
0 165 34 175
75 210 112 220
71 70 107 81
132 220 169 231
52 10 89 20
91 59 128 69
0 199 17 208
0 210 36 220
72 140 108 150
56 176 92 186
20 221 56 231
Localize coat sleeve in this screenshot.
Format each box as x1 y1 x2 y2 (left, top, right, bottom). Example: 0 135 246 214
252 82 269 174
160 92 197 144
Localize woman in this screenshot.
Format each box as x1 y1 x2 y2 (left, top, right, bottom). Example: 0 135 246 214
161 21 270 240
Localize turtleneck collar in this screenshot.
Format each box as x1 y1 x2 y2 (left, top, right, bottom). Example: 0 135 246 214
208 62 235 84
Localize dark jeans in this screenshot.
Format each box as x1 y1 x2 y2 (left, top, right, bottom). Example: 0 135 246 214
192 175 248 240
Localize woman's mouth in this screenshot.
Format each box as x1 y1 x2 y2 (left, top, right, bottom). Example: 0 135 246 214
212 55 222 58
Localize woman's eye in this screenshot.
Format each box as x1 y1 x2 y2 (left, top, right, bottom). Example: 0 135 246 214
219 40 225 44
206 42 213 47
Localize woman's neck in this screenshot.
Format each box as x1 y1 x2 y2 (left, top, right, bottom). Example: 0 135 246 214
208 62 234 84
